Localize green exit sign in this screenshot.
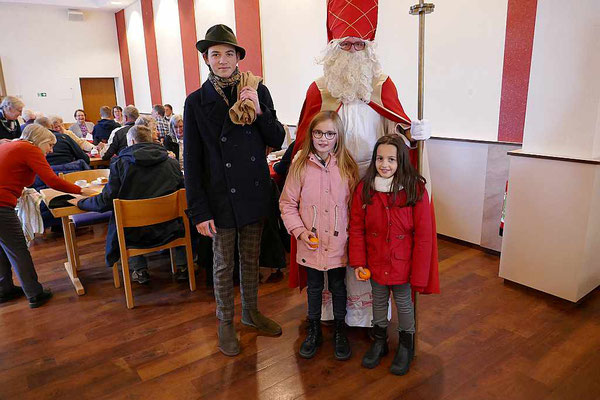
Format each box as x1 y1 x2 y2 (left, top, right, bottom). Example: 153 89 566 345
37 92 47 97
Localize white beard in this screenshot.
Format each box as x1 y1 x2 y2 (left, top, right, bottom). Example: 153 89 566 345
318 39 382 104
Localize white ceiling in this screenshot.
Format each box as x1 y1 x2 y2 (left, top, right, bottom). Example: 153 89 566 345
0 0 137 11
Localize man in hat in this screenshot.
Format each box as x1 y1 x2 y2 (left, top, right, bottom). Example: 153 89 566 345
289 0 438 329
183 24 285 356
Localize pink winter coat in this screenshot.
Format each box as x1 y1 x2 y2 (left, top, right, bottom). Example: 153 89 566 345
280 153 352 271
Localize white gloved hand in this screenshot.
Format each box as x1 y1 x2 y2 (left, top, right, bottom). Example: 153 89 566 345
410 119 432 141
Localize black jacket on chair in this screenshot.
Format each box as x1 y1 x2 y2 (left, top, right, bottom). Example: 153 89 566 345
77 142 184 266
92 118 120 144
102 122 134 160
46 132 90 166
183 80 285 229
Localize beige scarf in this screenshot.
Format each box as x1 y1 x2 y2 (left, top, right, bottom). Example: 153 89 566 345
228 71 263 125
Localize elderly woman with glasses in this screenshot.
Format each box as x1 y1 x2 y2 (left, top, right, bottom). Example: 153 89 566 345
0 124 95 308
165 114 183 167
69 109 95 139
0 96 25 142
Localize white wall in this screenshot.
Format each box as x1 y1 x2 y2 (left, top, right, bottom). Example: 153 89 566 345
124 1 152 113
193 0 236 84
0 3 124 122
153 0 186 114
427 140 489 244
260 0 327 124
522 0 600 159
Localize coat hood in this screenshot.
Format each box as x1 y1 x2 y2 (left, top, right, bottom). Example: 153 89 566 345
119 142 169 167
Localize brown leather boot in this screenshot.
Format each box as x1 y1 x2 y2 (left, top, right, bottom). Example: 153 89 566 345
241 309 282 336
218 320 240 356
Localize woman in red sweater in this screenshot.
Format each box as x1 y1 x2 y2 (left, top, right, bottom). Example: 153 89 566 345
0 124 94 308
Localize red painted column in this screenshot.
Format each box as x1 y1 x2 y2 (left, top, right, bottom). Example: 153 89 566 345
178 0 201 94
115 10 134 105
140 0 162 105
497 0 538 143
234 0 263 76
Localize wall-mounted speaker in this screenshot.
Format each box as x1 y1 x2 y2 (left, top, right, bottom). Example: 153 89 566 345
67 9 84 21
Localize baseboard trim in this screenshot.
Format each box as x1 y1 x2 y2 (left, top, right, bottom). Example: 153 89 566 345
437 234 501 257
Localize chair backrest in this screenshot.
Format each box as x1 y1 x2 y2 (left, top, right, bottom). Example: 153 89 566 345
60 169 110 183
113 189 187 228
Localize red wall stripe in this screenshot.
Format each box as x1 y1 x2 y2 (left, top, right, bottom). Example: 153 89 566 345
115 10 134 105
178 0 201 95
497 0 538 143
140 0 162 105
234 0 263 76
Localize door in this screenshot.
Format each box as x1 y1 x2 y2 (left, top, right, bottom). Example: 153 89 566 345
80 78 117 123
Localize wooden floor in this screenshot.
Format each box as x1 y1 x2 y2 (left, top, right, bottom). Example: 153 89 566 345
1 223 599 400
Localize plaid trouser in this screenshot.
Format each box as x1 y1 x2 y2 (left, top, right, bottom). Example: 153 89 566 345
212 221 263 321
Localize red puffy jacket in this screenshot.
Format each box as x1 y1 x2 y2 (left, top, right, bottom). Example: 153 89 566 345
349 181 433 287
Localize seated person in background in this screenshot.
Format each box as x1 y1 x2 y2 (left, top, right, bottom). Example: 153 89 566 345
135 115 177 159
49 115 94 152
0 96 24 142
35 117 90 166
101 105 139 160
92 106 120 144
70 109 94 139
164 104 173 120
151 104 170 141
112 105 124 125
20 109 37 131
164 114 183 165
76 125 190 284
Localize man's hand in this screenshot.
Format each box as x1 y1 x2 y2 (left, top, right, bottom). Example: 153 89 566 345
80 188 97 197
239 86 262 115
410 119 432 141
354 267 368 281
196 219 217 238
0 139 11 144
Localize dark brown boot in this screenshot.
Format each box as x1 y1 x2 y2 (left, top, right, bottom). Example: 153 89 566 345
218 320 240 356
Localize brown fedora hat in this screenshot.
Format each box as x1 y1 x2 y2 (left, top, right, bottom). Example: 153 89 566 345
196 24 246 60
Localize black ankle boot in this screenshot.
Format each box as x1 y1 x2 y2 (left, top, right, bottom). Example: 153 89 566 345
362 325 388 368
390 331 414 375
333 319 351 361
299 319 322 359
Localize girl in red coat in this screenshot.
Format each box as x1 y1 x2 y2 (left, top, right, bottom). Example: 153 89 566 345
349 134 432 375
280 111 358 360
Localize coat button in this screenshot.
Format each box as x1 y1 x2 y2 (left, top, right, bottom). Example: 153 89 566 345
246 129 251 135
230 188 236 193
225 163 231 168
255 181 259 186
325 210 328 213
221 137 227 142
250 156 256 161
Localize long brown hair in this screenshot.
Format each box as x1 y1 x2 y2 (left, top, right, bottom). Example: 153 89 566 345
362 134 426 207
289 111 358 189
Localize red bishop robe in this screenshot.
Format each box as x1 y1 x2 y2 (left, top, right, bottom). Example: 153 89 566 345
288 74 440 296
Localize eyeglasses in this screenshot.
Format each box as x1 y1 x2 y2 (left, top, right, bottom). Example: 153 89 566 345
312 130 337 140
339 41 366 51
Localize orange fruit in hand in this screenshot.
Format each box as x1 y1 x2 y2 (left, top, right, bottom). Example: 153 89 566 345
358 268 371 280
309 237 319 249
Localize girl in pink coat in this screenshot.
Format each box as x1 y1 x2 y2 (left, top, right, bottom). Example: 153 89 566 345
280 111 358 361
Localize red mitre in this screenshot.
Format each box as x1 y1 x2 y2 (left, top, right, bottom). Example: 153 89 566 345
327 0 379 42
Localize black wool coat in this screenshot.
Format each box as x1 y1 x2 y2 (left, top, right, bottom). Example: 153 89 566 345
183 80 285 229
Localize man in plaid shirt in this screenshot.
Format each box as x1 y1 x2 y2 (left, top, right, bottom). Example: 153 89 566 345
151 104 170 141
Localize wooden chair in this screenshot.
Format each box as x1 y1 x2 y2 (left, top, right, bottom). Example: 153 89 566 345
59 169 110 184
60 169 112 227
112 189 196 309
